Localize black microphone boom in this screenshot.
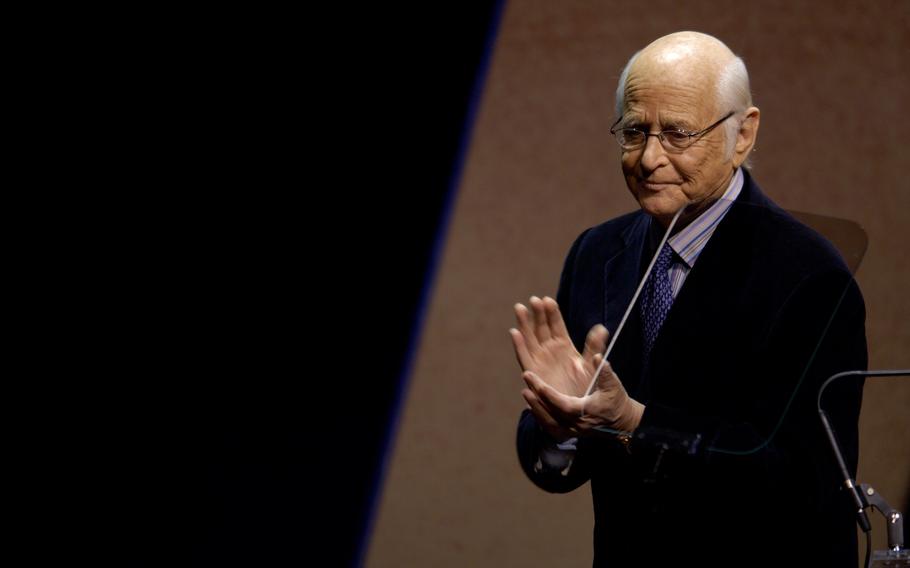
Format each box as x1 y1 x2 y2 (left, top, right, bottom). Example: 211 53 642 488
818 407 871 532
817 369 910 533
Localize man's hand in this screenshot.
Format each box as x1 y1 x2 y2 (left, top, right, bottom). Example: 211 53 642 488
523 353 644 438
509 296 644 439
510 296 607 397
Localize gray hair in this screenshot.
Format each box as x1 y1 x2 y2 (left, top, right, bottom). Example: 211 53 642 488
716 56 752 158
614 52 753 161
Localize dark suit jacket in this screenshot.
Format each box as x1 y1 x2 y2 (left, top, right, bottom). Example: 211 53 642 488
516 171 867 568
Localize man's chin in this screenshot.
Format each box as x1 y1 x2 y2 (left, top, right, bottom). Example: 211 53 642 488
637 194 687 221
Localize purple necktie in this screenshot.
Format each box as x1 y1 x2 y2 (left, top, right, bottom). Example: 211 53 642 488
640 243 675 364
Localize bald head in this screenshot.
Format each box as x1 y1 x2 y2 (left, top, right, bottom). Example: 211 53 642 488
636 32 737 84
615 32 753 151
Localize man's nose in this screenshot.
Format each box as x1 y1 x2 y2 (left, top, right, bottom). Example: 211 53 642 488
640 133 668 173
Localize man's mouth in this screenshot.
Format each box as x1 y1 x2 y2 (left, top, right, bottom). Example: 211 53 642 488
638 179 679 191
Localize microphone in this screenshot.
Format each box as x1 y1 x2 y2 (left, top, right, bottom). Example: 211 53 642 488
818 406 871 532
817 369 910 537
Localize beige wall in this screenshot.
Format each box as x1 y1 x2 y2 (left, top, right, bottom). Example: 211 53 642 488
367 1 910 566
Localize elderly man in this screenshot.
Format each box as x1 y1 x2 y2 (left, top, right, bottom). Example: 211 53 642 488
512 32 865 567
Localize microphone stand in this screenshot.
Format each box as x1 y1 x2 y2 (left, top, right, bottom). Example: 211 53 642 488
857 483 907 562
818 369 910 567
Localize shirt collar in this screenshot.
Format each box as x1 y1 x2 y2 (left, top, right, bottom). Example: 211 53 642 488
666 168 743 269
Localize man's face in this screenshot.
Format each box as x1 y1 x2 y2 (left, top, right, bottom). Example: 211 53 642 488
619 70 736 226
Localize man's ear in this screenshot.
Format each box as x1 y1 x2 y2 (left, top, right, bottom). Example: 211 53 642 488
732 107 760 168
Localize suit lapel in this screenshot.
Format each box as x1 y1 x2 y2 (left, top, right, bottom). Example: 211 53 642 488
603 213 649 338
647 188 756 388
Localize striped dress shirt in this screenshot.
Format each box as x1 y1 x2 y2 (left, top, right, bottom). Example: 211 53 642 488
664 167 743 297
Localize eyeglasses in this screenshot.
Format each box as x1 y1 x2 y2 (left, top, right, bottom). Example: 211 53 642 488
609 111 735 152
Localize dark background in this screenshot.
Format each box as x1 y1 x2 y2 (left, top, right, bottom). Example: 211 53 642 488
117 4 503 567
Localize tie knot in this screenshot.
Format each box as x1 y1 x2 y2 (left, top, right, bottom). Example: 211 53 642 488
655 243 674 271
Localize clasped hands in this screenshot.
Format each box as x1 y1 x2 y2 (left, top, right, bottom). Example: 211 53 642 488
510 296 644 442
